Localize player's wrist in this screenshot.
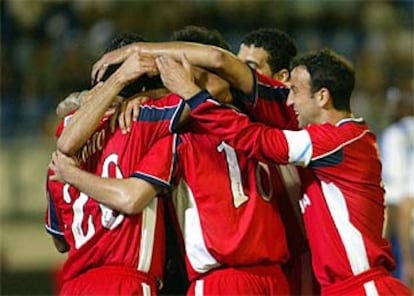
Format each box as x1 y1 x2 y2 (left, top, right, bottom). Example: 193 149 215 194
180 85 202 100
186 89 212 110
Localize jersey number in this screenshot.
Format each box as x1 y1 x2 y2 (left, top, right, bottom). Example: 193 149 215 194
218 142 273 208
63 154 125 249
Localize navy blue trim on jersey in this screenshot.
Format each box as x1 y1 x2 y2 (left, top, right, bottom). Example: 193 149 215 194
45 225 65 238
257 84 289 102
186 89 212 110
138 104 181 122
46 185 64 236
172 134 181 171
310 149 344 169
130 172 171 189
170 100 186 133
48 196 62 232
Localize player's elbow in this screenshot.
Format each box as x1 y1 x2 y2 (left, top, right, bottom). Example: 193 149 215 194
57 137 75 156
207 46 228 69
119 192 146 215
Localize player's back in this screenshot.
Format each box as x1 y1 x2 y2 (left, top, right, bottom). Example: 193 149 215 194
46 94 182 284
172 130 289 281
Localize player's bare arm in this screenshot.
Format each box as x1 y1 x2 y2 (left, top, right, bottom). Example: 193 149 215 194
93 41 255 97
49 150 159 215
58 52 157 156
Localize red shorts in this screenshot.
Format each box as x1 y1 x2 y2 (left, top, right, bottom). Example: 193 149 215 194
322 266 412 296
60 266 158 296
187 264 289 295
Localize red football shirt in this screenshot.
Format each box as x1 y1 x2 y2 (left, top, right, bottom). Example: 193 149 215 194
45 95 182 284
134 130 290 282
186 91 395 288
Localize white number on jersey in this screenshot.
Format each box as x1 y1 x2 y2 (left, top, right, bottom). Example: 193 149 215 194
299 194 311 214
218 142 273 208
63 153 125 249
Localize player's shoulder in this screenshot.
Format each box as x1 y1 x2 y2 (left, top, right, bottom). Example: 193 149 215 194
308 118 367 133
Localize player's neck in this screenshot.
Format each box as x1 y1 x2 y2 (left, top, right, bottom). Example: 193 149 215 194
326 109 353 125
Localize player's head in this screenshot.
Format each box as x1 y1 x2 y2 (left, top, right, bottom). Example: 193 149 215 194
170 25 233 104
238 28 297 81
287 48 354 127
95 32 163 98
170 25 230 50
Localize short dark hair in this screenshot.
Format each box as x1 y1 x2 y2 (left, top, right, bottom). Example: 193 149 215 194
291 48 355 112
241 28 297 74
104 32 146 53
170 25 230 50
97 32 163 97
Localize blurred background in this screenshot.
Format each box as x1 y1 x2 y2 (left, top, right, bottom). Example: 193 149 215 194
0 0 413 294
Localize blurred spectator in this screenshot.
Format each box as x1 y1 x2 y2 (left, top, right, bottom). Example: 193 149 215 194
380 92 414 290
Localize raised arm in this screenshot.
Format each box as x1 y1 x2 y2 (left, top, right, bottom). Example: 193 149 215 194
93 42 255 96
57 53 157 156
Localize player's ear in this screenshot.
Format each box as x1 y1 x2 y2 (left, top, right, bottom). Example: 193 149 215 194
317 88 330 108
273 69 290 83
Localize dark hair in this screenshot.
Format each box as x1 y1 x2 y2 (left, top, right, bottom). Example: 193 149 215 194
290 48 355 112
170 25 230 50
241 28 297 74
96 32 163 97
104 32 146 53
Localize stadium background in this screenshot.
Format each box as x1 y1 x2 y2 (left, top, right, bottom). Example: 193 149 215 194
0 0 412 294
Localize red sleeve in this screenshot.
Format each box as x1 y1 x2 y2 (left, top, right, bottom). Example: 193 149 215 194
130 135 178 189
188 91 291 165
244 71 298 130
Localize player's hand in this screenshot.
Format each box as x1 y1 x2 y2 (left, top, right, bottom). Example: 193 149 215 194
156 54 201 99
116 96 148 134
115 52 159 86
49 150 79 183
92 44 136 84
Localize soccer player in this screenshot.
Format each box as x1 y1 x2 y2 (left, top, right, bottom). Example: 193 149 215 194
45 33 184 295
51 27 293 295
155 49 412 295
94 32 318 294
236 28 319 294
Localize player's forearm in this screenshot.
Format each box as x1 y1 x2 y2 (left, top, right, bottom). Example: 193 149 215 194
62 166 157 215
136 42 218 68
57 74 126 156
135 42 254 96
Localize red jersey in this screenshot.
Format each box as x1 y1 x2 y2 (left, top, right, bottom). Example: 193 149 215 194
234 71 319 294
133 131 289 283
185 91 396 289
45 95 182 287
232 69 298 130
